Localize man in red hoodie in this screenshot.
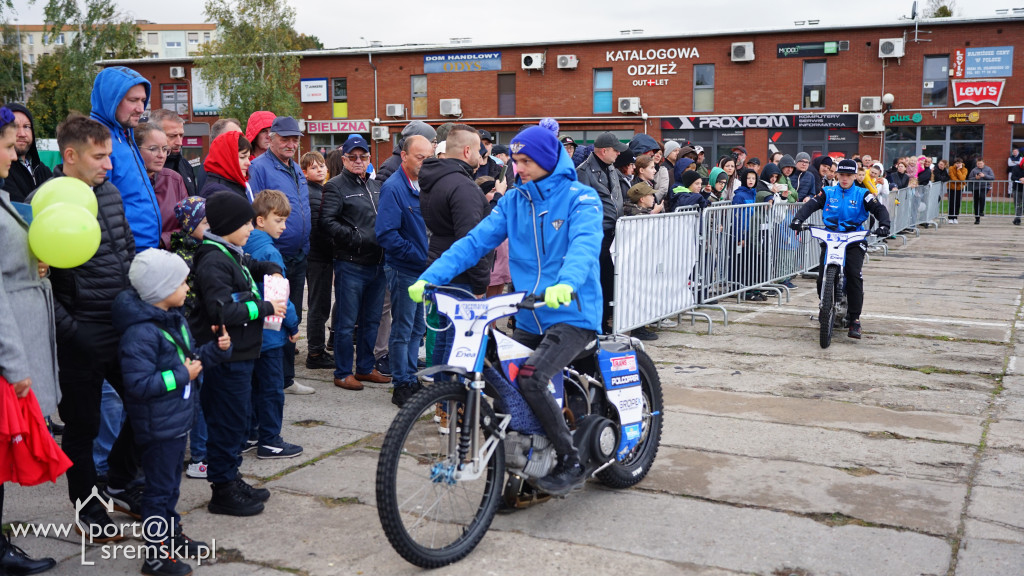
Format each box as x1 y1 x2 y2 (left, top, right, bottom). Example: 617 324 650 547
245 111 276 160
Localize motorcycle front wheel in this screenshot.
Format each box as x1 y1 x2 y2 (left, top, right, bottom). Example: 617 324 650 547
375 380 505 568
819 265 839 348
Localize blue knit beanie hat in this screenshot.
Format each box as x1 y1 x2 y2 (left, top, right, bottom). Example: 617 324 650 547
510 126 561 173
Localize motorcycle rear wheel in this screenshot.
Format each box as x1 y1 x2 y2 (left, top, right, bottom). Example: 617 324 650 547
375 381 504 568
596 348 664 488
819 266 838 349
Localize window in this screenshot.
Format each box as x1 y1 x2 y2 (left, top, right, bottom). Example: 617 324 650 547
332 78 348 118
593 69 613 114
28 53 34 65
411 75 427 118
160 84 189 116
166 41 182 48
497 74 515 116
922 55 949 107
54 33 64 45
188 32 199 45
27 34 33 45
693 64 715 113
802 60 826 109
42 33 63 45
148 32 158 44
203 32 211 42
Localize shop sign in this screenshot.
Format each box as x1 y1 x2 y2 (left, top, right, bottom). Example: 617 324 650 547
948 111 981 123
666 113 857 130
182 136 203 147
889 112 923 123
952 49 966 78
300 78 328 103
306 120 372 134
776 42 840 58
952 79 1005 106
606 46 700 78
963 46 1013 78
423 52 501 73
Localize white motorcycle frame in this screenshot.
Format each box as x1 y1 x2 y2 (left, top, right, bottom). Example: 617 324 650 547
809 227 868 301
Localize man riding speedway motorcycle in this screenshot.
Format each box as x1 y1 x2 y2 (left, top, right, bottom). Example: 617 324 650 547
410 124 604 496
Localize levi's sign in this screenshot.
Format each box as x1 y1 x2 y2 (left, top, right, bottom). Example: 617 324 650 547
952 79 1005 106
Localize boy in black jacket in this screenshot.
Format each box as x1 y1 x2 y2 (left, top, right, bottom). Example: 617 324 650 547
191 191 287 516
114 249 231 576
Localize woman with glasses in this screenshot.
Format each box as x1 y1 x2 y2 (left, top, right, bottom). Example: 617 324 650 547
135 122 187 249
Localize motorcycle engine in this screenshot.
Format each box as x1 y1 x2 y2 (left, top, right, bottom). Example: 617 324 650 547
505 432 557 479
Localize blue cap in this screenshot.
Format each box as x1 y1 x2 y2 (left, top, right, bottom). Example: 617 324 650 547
342 136 370 154
270 116 302 137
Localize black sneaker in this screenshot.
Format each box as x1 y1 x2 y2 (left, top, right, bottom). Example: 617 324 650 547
169 527 207 559
0 534 57 575
391 383 422 408
46 416 64 436
848 320 862 339
74 501 127 543
630 326 658 341
256 440 303 459
241 439 258 454
141 553 193 576
305 351 335 370
534 457 586 496
234 477 271 503
104 484 144 519
208 481 264 517
375 354 392 377
1014 217 1021 226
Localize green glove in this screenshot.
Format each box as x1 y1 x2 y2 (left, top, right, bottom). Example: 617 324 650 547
544 284 574 309
409 279 428 303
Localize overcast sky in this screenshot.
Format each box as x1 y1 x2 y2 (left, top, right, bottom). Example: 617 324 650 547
7 0 1014 47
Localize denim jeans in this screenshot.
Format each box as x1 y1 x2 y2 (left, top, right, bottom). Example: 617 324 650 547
200 359 254 484
250 347 285 445
282 253 308 386
385 267 426 388
333 260 386 380
189 401 207 462
305 258 335 355
139 435 186 542
93 380 124 476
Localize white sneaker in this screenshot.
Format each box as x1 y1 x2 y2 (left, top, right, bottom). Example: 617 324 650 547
285 381 316 395
185 460 207 479
659 318 678 328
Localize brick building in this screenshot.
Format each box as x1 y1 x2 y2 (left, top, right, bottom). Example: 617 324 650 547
102 14 1024 178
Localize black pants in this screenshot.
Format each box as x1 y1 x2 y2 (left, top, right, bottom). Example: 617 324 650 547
305 258 336 355
57 322 138 505
139 435 186 541
1014 185 1024 218
511 324 597 461
948 187 962 218
816 243 866 322
599 230 615 333
281 253 308 385
972 185 988 218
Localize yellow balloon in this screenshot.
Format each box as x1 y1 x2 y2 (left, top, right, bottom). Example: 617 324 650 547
31 177 98 219
28 203 101 269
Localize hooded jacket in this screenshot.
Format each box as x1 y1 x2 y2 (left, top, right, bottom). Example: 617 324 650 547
243 229 299 351
321 167 384 267
245 111 276 159
90 66 162 251
420 146 604 334
35 169 135 339
248 149 312 258
375 166 428 277
201 131 251 200
418 158 492 293
2 104 52 202
113 288 230 443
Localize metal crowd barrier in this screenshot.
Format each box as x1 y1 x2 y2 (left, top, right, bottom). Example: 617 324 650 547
943 180 1024 219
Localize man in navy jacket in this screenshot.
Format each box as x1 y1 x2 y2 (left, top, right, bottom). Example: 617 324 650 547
375 135 433 407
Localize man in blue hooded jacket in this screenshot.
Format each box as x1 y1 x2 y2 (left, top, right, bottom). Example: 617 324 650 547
90 66 162 250
410 124 604 496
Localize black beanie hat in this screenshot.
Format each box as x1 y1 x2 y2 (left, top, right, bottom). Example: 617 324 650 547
678 170 703 189
206 191 255 237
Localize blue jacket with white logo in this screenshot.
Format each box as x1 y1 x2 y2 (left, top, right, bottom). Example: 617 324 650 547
419 147 604 334
90 67 161 250
795 183 891 233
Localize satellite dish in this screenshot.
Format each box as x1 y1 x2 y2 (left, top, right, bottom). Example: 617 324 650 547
911 0 918 19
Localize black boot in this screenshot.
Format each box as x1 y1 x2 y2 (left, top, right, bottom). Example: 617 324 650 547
208 481 264 517
534 456 586 496
233 477 270 503
0 534 57 575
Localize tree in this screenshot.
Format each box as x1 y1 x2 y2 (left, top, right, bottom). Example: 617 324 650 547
27 0 144 137
924 0 957 17
286 31 323 51
0 23 29 103
196 0 304 125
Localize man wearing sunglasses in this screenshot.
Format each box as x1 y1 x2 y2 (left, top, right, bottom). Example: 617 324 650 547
321 136 393 390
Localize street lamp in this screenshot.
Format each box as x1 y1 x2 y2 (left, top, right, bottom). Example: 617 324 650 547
882 93 895 112
15 18 25 103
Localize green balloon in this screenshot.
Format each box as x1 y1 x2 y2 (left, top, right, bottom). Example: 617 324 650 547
28 203 101 269
31 177 98 219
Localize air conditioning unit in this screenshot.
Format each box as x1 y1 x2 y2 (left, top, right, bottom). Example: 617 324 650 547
169 66 185 79
521 53 545 70
860 96 882 112
731 42 754 62
858 113 885 133
878 38 905 58
618 97 641 114
557 54 578 69
371 126 390 142
385 103 404 117
440 98 462 116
